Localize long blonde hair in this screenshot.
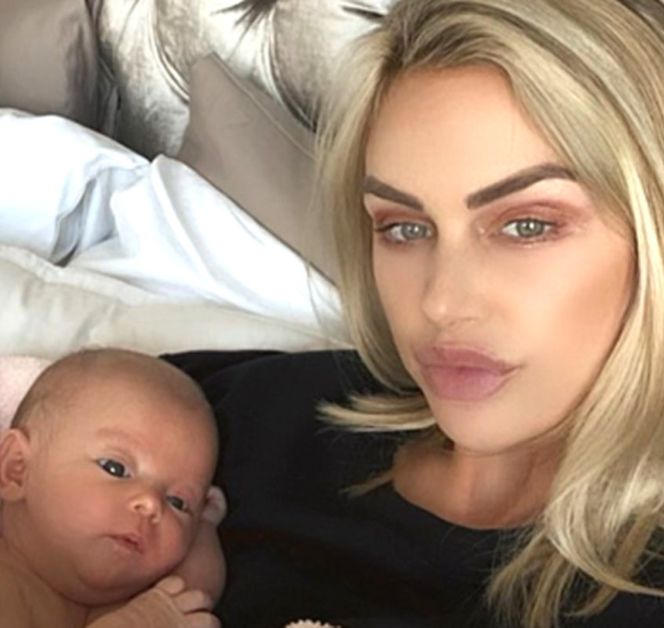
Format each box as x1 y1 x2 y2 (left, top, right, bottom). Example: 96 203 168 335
317 1 664 626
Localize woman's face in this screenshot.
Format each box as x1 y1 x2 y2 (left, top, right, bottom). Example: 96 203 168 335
364 66 634 455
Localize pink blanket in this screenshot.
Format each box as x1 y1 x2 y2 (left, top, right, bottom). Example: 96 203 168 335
0 356 51 431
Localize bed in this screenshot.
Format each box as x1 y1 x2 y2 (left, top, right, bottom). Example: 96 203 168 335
0 0 396 367
0 4 402 625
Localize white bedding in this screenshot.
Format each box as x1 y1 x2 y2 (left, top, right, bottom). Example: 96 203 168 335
0 109 349 357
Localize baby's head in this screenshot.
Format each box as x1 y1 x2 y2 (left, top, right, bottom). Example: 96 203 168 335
0 348 218 605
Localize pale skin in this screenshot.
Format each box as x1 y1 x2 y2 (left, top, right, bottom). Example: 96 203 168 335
363 66 635 529
0 350 224 627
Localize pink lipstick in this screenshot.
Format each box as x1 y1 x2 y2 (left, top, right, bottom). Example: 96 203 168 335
417 346 518 402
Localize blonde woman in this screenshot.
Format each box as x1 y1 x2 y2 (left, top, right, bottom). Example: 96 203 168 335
167 0 664 626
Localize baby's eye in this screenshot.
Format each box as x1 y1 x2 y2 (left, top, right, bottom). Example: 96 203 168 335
376 221 433 244
166 495 189 513
501 218 555 240
97 458 129 478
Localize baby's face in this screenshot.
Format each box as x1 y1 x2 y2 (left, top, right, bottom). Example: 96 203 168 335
21 370 217 604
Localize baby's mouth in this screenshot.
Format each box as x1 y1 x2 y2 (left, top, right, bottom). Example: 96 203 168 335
109 533 144 554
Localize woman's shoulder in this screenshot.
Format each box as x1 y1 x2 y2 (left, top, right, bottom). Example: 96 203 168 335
165 350 389 473
164 349 382 406
569 588 664 627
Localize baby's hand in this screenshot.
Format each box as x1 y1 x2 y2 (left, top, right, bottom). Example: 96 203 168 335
170 486 227 604
87 576 220 628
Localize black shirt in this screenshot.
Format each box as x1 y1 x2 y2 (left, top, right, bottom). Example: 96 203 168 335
165 349 664 628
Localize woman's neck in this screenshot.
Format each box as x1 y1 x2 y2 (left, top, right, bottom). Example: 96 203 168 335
393 437 562 530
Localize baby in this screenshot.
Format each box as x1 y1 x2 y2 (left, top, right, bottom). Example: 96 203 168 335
0 348 224 627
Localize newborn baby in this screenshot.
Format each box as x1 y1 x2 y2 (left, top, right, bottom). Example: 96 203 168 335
0 348 224 627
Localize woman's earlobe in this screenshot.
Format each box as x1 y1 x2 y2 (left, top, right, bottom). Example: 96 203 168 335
0 428 30 501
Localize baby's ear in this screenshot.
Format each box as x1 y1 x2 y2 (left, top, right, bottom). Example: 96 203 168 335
0 428 31 501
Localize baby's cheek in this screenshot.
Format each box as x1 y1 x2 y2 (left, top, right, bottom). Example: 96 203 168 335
171 519 197 562
159 517 192 567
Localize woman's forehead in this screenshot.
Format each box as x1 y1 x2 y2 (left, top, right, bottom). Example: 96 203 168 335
365 67 561 203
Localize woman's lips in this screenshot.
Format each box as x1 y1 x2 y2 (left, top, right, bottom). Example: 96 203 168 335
416 346 518 402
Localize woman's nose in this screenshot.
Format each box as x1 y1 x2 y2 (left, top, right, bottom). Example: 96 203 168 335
129 488 163 523
420 245 484 328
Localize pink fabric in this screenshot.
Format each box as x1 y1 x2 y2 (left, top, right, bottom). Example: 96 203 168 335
0 356 51 431
284 622 338 627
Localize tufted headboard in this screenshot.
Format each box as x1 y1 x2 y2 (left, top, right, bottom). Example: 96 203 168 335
94 0 394 157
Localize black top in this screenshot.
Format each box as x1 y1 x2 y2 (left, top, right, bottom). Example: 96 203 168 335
165 350 664 628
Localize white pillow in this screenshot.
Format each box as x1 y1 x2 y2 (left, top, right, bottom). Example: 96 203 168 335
0 109 348 342
0 245 349 358
0 108 147 262
69 155 345 338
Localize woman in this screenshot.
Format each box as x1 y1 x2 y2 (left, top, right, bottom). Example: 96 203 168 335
168 1 664 626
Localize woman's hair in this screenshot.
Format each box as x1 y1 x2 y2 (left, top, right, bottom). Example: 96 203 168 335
317 1 664 626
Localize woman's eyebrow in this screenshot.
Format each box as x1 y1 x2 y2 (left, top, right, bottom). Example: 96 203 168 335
363 163 575 211
465 163 575 209
362 176 424 210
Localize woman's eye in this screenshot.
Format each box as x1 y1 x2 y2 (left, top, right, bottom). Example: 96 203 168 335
375 221 433 244
501 218 555 240
166 495 189 513
97 458 129 478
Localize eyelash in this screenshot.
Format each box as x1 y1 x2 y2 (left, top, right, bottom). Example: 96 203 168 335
96 458 190 514
499 217 560 241
166 495 190 513
98 458 130 478
374 221 433 244
373 216 563 246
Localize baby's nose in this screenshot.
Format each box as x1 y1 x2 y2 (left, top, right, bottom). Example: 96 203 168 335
130 488 163 522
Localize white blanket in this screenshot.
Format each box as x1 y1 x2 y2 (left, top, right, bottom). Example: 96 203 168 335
0 109 349 357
